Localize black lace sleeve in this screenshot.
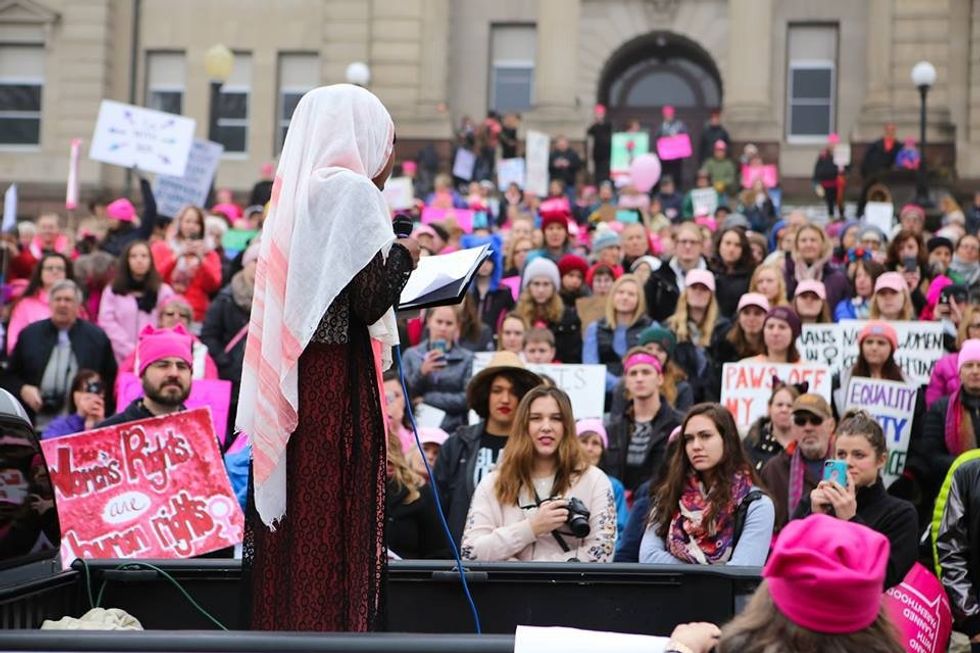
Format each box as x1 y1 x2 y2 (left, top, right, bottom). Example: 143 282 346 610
350 243 414 324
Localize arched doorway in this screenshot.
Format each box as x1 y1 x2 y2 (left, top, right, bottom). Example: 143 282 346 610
598 32 723 186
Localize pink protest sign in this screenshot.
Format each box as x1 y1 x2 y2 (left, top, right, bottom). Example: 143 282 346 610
884 563 952 653
421 206 474 233
117 373 232 448
499 276 521 301
41 407 244 562
656 134 692 161
741 164 779 189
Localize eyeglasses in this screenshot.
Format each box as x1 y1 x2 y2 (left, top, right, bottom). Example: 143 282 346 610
42 265 66 272
677 239 701 246
793 413 824 427
162 310 192 319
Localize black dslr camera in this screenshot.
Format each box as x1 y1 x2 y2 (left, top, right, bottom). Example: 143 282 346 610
564 497 591 538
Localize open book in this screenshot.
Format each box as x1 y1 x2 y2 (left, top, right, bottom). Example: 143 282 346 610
398 244 491 311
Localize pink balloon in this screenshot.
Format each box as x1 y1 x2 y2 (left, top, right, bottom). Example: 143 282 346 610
629 153 662 192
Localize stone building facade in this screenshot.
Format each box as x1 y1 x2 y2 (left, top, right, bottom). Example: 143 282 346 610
0 0 975 208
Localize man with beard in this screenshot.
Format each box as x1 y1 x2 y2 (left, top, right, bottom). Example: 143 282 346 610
97 325 193 427
761 393 836 531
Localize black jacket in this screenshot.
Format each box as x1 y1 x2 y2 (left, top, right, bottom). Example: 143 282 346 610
1 318 118 418
936 456 980 635
910 393 980 505
551 306 582 364
793 479 917 589
711 266 752 319
100 178 157 257
698 124 731 163
386 480 450 560
97 398 159 428
861 138 899 179
475 288 514 333
602 400 681 492
432 423 484 545
200 286 250 393
644 263 680 324
591 316 653 378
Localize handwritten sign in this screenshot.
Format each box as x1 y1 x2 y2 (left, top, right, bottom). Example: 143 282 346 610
802 321 944 385
498 158 526 191
452 148 476 181
884 563 953 653
721 362 832 432
471 355 606 419
843 377 917 486
864 202 894 234
690 188 718 217
382 176 416 211
656 134 692 161
41 408 244 563
89 100 196 177
611 132 650 182
525 130 551 196
421 206 474 233
153 139 224 219
116 374 232 449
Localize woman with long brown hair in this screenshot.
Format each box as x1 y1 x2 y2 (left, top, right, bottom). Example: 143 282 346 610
461 385 616 562
639 403 774 566
515 257 582 363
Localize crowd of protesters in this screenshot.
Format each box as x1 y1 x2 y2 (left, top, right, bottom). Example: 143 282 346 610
7 104 980 649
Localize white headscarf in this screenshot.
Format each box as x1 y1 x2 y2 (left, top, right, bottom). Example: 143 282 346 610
237 84 399 528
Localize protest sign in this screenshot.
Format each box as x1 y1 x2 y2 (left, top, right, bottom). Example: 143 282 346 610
884 563 953 653
382 176 415 210
805 321 944 384
498 158 526 190
2 183 16 231
611 132 649 181
740 164 779 190
221 228 257 256
153 139 224 218
656 134 692 161
116 373 232 448
616 209 640 224
525 130 550 196
452 148 476 181
690 188 718 217
843 377 917 486
421 206 474 233
89 100 196 177
499 276 521 301
864 202 894 234
721 362 832 431
41 407 244 562
471 357 606 419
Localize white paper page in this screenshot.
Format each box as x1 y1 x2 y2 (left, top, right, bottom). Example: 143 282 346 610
515 626 668 653
413 403 447 429
400 244 490 305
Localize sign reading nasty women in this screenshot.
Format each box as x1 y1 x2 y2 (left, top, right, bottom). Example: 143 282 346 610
41 407 243 563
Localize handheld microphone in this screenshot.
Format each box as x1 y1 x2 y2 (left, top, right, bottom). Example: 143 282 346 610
392 214 414 239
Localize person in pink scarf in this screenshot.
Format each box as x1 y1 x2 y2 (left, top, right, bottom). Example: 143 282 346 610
6 252 71 355
237 84 420 632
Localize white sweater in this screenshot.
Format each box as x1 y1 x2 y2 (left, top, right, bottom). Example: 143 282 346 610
460 465 617 562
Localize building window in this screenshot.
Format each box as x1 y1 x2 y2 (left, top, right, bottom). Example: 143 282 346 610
145 51 185 115
215 53 251 154
490 25 535 112
786 25 838 140
0 44 43 146
276 53 318 153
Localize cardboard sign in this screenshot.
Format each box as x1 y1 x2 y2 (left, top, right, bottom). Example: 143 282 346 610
864 202 894 234
740 164 779 190
802 321 944 385
721 362 832 432
452 148 476 181
421 206 474 233
525 130 551 196
656 133 692 161
221 228 257 255
41 407 244 563
153 139 224 219
382 176 416 211
471 355 607 419
497 158 526 191
843 377 917 486
116 373 232 448
611 132 650 180
884 563 953 653
690 188 718 217
89 100 196 177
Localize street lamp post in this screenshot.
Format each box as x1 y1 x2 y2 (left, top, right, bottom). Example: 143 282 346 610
204 44 235 146
911 61 937 207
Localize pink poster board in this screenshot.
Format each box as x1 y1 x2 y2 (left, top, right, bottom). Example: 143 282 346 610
421 206 474 233
741 164 779 189
656 134 692 161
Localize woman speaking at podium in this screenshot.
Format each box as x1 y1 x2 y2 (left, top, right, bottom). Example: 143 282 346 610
237 84 420 631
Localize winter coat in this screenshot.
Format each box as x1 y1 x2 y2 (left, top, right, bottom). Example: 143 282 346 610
386 480 450 560
432 423 484 545
200 285 250 393
935 453 980 636
6 293 51 356
97 284 175 365
402 340 474 433
150 242 223 322
783 258 851 314
927 352 960 409
711 266 752 318
602 401 681 492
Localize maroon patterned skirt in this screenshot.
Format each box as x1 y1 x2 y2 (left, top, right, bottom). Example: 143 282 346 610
246 332 386 631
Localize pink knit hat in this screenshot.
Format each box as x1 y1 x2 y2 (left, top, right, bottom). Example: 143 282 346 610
136 324 193 377
418 427 449 447
958 339 980 373
764 514 889 634
858 321 898 351
106 198 136 223
575 418 608 449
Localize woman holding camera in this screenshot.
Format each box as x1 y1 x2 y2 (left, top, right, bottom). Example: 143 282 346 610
461 386 616 562
41 369 106 439
639 403 774 566
789 410 918 589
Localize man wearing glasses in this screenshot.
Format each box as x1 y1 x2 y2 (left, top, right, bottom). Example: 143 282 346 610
643 222 709 323
760 393 835 531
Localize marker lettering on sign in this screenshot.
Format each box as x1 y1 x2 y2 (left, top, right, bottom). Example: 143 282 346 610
121 426 192 492
50 446 123 499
